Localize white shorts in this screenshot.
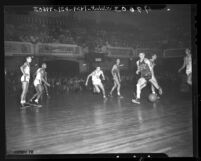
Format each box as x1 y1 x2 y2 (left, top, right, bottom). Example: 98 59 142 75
21 75 30 82
186 70 192 76
92 78 101 86
34 79 42 87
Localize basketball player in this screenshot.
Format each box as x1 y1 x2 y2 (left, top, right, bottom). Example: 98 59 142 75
20 56 32 106
43 70 50 97
132 53 163 104
30 63 50 104
85 67 107 99
149 54 161 98
178 48 192 85
109 59 123 98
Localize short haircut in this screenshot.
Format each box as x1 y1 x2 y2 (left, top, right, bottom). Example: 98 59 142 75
139 52 145 56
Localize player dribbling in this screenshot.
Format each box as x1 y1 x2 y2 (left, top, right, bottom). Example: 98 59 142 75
85 67 107 99
132 53 162 104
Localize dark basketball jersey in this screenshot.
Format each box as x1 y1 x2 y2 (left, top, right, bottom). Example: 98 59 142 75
138 59 152 80
112 64 119 76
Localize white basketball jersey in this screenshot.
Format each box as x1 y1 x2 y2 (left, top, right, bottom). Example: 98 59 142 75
92 70 102 81
35 68 43 81
186 55 192 73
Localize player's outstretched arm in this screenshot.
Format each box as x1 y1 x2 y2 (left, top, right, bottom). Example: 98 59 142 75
85 72 93 86
42 78 50 87
101 71 105 80
178 57 186 72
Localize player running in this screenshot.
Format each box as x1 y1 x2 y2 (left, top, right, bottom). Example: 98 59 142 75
85 67 107 99
20 56 32 106
29 63 50 105
109 59 123 98
178 48 192 85
132 53 163 104
43 70 50 97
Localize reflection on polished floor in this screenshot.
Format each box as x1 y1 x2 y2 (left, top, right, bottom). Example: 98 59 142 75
5 89 193 157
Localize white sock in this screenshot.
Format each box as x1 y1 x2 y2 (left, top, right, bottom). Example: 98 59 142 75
21 100 25 104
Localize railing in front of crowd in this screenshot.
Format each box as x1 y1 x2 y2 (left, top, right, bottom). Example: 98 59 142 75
4 41 34 56
135 48 163 57
163 48 187 58
35 43 83 57
4 41 83 57
107 46 134 58
4 41 188 58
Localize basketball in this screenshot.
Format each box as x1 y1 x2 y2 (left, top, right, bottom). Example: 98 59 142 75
148 93 157 102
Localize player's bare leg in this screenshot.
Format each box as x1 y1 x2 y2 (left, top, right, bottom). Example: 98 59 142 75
132 77 147 104
149 77 162 95
94 85 100 94
151 85 156 94
98 83 107 99
187 73 192 85
116 80 123 98
109 81 117 97
151 84 160 99
44 84 49 96
34 85 43 104
20 82 26 104
21 82 29 105
150 75 161 99
30 86 40 103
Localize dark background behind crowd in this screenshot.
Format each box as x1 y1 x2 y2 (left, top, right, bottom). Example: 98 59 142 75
4 8 190 53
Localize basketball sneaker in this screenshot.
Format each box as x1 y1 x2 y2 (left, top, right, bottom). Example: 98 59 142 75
132 98 140 104
108 93 113 97
118 94 124 99
20 100 26 106
29 99 33 103
103 95 107 99
34 99 39 104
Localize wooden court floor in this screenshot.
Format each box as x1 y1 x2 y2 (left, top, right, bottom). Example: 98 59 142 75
5 88 193 157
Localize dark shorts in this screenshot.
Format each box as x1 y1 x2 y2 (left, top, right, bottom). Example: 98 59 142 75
113 76 120 84
142 73 152 81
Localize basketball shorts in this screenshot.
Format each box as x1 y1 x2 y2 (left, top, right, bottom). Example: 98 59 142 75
34 79 42 87
113 75 120 83
186 69 192 76
21 75 30 82
92 78 101 86
142 73 152 81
